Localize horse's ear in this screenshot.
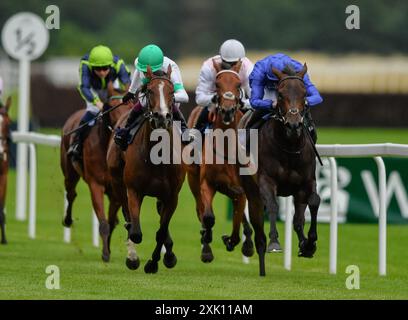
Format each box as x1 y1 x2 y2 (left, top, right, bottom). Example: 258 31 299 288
272 67 284 80
5 96 11 111
297 63 308 78
146 65 153 79
167 63 172 79
212 58 222 73
232 60 243 73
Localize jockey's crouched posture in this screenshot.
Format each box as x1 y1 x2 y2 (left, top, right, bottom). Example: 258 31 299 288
194 39 253 133
114 44 190 151
67 45 131 161
247 53 323 143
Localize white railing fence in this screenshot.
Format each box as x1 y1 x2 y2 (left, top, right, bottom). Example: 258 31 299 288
11 131 100 247
12 132 408 275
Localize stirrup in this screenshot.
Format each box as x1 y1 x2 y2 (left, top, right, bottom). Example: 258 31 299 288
67 143 82 161
114 128 129 151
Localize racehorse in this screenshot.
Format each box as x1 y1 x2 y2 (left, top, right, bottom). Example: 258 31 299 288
60 82 131 262
186 60 254 263
239 63 320 276
107 65 185 273
0 97 11 244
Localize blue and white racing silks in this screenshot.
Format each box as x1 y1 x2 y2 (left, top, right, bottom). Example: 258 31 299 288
249 53 323 110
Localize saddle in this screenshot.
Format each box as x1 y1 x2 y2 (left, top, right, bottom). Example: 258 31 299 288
127 113 148 146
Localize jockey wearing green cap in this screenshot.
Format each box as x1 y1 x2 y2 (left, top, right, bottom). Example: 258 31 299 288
114 44 190 150
67 45 131 161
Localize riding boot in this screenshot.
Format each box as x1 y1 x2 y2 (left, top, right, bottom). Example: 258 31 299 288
67 112 94 161
193 106 210 133
304 108 317 144
114 107 144 151
173 109 193 145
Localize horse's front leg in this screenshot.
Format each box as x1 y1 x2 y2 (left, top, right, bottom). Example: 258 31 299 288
222 193 246 252
200 178 216 263
88 182 110 262
259 174 282 252
0 206 6 244
156 200 177 269
144 195 179 274
127 188 143 244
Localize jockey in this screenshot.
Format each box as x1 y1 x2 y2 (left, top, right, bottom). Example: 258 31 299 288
247 53 323 143
193 39 254 132
114 44 190 151
67 45 131 160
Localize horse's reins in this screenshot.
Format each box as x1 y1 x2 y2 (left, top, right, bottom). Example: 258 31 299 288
65 96 126 136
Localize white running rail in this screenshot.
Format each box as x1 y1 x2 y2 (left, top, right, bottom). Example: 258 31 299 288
12 132 408 274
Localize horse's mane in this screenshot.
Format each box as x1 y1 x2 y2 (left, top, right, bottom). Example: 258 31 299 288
282 63 297 76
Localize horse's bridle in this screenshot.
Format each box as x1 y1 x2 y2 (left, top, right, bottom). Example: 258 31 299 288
143 76 175 122
273 75 307 124
214 70 243 113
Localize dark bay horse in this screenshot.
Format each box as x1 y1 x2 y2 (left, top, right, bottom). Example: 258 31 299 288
60 83 131 261
0 97 11 244
107 65 185 273
240 63 320 276
186 60 254 262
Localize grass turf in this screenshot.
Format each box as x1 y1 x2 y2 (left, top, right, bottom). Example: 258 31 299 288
0 128 407 299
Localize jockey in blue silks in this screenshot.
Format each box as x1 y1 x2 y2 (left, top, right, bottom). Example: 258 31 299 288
247 53 323 143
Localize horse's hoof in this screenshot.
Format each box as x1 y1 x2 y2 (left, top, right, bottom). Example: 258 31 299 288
62 216 73 228
267 241 282 253
126 257 140 270
241 241 254 257
163 252 177 269
221 235 235 252
102 253 110 262
201 249 214 263
144 260 159 274
129 232 142 244
298 240 316 258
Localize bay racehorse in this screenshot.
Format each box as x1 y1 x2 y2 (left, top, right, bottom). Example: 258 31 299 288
0 97 11 244
186 60 254 262
60 83 131 262
107 65 185 273
239 63 320 276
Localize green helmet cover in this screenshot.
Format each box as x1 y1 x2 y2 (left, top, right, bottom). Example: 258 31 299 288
89 45 114 67
136 44 164 72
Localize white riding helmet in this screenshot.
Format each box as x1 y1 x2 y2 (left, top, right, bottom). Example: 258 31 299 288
219 39 246 62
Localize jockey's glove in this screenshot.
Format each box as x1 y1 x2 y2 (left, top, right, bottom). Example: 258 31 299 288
123 91 136 104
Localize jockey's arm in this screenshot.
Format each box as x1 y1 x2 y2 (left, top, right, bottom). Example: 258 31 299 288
170 62 189 104
195 63 215 107
240 58 254 108
303 73 323 106
128 69 142 95
78 62 100 105
249 61 273 110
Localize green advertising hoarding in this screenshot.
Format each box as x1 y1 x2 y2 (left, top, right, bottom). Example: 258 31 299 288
228 157 408 224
